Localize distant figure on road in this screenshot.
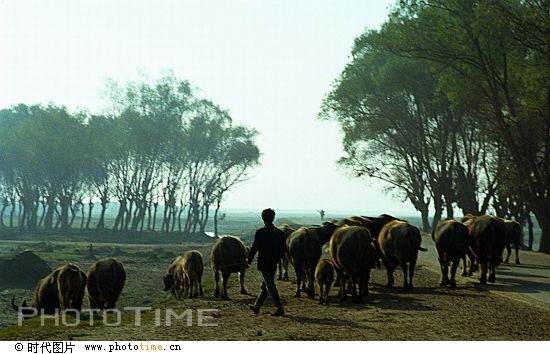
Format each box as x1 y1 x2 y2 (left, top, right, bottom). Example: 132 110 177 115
248 208 287 316
317 209 325 220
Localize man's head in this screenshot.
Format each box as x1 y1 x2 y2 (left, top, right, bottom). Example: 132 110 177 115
261 208 276 224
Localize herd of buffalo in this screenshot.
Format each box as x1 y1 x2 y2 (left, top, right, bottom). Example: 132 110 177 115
11 213 523 318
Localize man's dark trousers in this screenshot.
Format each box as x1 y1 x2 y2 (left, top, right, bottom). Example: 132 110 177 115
254 271 282 308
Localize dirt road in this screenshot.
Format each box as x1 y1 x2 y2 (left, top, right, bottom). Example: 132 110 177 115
419 234 550 310
3 235 550 341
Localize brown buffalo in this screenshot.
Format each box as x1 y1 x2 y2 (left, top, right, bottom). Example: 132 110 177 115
87 258 126 309
12 263 86 318
180 250 204 298
378 220 424 291
58 263 87 311
432 220 469 288
465 215 507 284
210 236 248 300
459 214 478 275
277 224 295 281
287 222 339 298
163 256 186 299
315 258 334 305
329 225 376 302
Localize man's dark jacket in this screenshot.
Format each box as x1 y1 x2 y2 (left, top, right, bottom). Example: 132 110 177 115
248 223 287 272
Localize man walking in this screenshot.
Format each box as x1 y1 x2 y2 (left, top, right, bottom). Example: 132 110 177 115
248 208 286 316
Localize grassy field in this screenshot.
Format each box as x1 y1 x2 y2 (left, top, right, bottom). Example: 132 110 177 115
0 211 335 330
0 211 546 340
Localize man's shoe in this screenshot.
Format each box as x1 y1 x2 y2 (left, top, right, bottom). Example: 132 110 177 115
271 307 285 316
249 305 260 315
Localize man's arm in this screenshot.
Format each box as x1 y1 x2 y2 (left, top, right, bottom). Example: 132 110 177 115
247 231 259 264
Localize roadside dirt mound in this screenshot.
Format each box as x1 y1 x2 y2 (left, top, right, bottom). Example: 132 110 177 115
0 250 52 289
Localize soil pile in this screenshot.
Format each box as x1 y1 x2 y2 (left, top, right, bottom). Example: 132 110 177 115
0 250 51 289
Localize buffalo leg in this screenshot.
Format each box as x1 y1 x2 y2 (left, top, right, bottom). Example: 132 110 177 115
364 267 371 297
334 273 341 287
461 256 468 277
318 284 324 304
385 264 396 288
221 272 230 300
449 261 459 288
283 257 289 281
409 259 416 290
479 262 488 284
400 261 409 291
439 259 449 286
301 271 307 291
307 268 315 299
278 260 283 281
239 270 248 294
488 264 496 283
294 266 302 298
214 271 220 297
504 243 511 263
336 270 347 301
325 281 331 305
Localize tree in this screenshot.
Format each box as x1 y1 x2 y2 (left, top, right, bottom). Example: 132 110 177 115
377 0 550 252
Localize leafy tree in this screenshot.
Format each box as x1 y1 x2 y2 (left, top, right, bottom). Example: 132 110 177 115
376 0 550 252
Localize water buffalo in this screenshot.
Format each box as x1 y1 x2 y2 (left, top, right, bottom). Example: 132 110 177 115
378 220 424 291
58 263 87 311
315 258 334 305
465 215 507 284
277 224 295 281
329 225 376 302
87 258 126 309
163 256 186 299
211 236 248 300
180 250 204 298
502 219 522 264
287 222 338 298
12 263 87 318
432 220 469 288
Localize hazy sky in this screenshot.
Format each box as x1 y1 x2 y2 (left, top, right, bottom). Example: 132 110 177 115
0 0 418 215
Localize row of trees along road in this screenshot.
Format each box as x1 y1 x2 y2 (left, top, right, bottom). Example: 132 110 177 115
0 74 260 237
321 0 549 253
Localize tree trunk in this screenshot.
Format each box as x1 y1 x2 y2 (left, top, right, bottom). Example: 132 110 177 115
0 200 7 227
96 198 108 231
170 207 178 233
86 202 94 230
124 199 134 231
162 205 169 232
17 200 22 229
199 204 210 233
432 201 443 234
214 200 221 237
59 196 71 232
527 212 534 250
19 198 27 232
177 204 184 233
9 198 16 228
113 199 127 231
147 202 152 230
44 196 56 230
445 198 454 220
38 200 46 228
152 203 158 231
68 201 77 228
530 203 550 253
